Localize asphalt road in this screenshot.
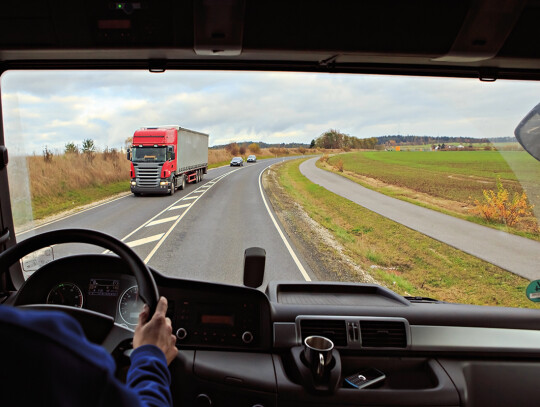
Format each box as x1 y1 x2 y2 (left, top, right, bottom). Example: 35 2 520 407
18 158 315 287
300 157 540 281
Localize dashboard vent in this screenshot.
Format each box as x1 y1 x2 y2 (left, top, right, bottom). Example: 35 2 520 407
300 319 347 346
360 320 407 348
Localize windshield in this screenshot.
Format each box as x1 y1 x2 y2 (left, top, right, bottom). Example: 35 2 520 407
3 70 540 308
131 146 167 162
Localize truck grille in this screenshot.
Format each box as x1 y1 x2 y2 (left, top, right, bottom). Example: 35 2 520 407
135 164 162 187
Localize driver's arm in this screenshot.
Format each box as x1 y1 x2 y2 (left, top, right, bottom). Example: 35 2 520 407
125 297 178 407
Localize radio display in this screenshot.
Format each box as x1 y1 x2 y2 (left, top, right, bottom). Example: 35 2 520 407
88 279 119 297
200 314 235 326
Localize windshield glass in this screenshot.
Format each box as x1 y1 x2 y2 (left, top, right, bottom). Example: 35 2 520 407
131 146 167 162
3 70 540 308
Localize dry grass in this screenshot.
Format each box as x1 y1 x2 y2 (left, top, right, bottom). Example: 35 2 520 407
21 147 316 220
28 147 315 201
28 151 128 199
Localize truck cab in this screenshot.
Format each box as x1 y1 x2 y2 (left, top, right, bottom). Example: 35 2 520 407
128 126 208 196
129 128 178 195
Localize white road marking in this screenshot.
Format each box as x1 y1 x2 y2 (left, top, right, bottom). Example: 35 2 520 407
169 203 191 210
17 194 130 235
126 233 164 248
142 168 241 264
146 216 179 227
182 196 199 200
101 167 241 256
258 165 311 282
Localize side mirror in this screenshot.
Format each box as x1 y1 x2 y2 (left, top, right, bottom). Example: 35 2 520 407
515 102 540 162
126 148 131 161
243 247 265 288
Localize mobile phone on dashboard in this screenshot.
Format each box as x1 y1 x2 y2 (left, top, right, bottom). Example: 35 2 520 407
344 368 386 389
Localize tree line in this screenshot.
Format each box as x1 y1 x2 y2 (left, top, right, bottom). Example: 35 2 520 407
311 129 378 150
377 135 517 145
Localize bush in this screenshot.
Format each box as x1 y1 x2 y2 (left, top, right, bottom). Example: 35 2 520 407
472 178 534 226
82 138 96 154
64 142 79 155
334 159 344 172
248 143 261 154
42 146 53 163
225 142 239 156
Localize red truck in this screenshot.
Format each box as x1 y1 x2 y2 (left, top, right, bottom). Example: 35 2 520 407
127 126 209 196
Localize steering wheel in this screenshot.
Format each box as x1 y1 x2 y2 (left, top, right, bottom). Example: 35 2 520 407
0 228 159 352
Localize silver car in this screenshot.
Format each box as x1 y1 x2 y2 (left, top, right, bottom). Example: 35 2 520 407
230 157 244 166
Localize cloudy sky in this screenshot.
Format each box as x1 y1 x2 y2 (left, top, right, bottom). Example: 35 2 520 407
2 70 539 154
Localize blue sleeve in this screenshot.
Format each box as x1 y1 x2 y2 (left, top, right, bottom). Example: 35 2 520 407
127 345 173 407
0 306 172 407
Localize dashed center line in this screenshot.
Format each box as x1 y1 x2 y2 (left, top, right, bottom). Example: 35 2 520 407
169 203 191 211
146 216 179 227
126 234 164 248
113 167 242 260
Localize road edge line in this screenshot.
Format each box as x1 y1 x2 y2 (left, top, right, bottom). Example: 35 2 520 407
258 164 311 282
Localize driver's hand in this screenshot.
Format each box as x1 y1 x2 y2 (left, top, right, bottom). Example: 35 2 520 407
133 296 178 365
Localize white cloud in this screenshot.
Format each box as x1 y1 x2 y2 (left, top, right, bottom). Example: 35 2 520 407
1 71 539 154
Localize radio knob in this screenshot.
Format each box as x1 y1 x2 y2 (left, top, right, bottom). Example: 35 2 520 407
176 328 188 340
242 331 254 344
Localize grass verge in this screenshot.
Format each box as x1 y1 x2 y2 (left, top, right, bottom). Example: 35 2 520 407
32 180 129 220
272 158 535 308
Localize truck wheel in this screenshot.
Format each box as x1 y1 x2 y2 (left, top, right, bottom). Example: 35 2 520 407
169 177 175 196
179 175 186 190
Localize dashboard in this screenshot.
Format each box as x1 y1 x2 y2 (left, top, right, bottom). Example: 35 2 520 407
14 254 272 351
11 254 540 407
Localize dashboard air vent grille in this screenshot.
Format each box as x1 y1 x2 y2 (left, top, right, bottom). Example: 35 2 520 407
300 319 347 346
360 320 407 348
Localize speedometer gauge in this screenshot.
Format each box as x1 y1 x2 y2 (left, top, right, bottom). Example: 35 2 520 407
119 286 144 326
46 283 83 308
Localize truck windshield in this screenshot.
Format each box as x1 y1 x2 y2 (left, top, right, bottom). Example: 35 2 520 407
132 146 167 162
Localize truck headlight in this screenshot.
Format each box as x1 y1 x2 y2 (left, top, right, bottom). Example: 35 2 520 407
160 181 168 186
131 181 137 186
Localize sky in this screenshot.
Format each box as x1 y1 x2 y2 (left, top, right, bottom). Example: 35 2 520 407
2 70 540 154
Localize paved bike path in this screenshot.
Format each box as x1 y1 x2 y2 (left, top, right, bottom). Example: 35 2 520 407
300 157 540 281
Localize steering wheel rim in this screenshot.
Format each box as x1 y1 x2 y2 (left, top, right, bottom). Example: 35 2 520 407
0 228 159 317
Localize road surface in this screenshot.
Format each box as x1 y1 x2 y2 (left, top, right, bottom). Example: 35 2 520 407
300 157 540 281
18 158 314 287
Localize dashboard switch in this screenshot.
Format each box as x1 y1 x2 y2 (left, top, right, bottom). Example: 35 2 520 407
242 331 254 344
176 327 188 340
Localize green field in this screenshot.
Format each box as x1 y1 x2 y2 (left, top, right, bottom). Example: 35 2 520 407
323 150 540 238
273 159 534 308
391 142 522 151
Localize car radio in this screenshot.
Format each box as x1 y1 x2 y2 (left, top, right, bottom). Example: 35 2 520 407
170 299 261 348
